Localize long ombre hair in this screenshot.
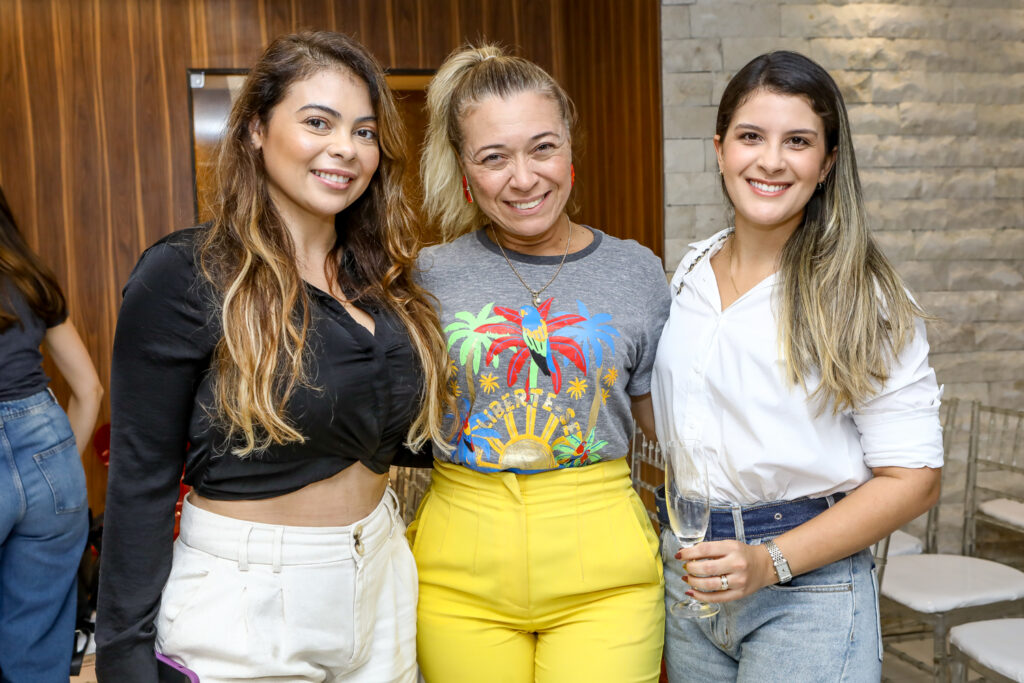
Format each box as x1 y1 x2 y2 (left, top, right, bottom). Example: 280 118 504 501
0 186 67 332
717 51 924 413
201 31 451 456
420 44 578 242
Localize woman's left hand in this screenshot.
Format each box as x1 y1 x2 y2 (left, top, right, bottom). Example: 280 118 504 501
676 540 776 603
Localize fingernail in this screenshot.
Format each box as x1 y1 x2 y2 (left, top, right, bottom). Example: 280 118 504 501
681 575 690 584
675 551 682 559
685 591 695 597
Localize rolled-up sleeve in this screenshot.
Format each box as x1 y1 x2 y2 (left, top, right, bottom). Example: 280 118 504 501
853 317 943 469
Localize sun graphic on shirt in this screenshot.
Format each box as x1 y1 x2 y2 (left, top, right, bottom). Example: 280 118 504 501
600 388 609 405
449 380 462 398
567 377 588 400
479 372 499 394
602 367 619 386
446 358 458 378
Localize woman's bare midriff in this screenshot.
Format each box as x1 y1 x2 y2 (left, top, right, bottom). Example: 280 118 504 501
189 462 389 527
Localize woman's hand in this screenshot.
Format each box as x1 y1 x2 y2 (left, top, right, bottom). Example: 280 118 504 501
676 540 777 603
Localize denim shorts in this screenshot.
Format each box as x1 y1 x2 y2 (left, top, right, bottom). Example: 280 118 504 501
655 486 882 683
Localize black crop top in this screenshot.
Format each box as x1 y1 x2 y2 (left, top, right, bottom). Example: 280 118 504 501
96 226 428 679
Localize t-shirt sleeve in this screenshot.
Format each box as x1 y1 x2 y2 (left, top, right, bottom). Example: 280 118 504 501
96 239 214 681
853 317 944 469
626 251 671 396
45 309 69 328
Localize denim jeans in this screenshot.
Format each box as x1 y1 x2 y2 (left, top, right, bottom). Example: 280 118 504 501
0 390 88 682
656 488 882 683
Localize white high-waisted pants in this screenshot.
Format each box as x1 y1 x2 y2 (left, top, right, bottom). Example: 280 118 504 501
155 488 418 683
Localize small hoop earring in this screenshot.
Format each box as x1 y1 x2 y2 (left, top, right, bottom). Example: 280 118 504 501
817 181 825 191
570 164 575 188
462 175 474 203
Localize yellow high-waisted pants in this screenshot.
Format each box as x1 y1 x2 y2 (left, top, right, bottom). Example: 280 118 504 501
409 458 664 683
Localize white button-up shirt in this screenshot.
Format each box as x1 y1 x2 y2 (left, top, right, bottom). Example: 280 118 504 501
652 229 944 505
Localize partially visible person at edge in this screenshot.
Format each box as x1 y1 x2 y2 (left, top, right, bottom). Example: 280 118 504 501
0 185 104 682
652 50 943 681
95 31 450 682
411 44 671 683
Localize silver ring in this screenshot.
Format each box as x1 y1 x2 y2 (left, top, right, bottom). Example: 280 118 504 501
720 574 730 591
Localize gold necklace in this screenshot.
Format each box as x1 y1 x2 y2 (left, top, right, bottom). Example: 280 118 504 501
726 235 742 297
491 222 574 307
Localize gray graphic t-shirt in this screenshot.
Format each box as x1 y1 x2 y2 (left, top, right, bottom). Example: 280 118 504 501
418 227 670 473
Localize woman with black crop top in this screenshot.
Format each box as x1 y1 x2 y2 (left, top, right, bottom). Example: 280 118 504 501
0 186 103 681
95 32 451 682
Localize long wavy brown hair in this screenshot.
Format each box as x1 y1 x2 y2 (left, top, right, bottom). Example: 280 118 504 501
0 186 67 332
200 31 452 456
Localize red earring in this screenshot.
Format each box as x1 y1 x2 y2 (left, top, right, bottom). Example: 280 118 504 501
462 175 474 203
570 164 575 188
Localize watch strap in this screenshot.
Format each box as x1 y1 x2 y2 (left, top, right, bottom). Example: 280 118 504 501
764 539 792 584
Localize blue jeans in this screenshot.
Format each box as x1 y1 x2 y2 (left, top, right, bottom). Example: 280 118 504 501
656 488 882 683
0 390 88 682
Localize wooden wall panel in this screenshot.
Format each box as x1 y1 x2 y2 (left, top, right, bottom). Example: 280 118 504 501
561 0 663 258
0 0 660 512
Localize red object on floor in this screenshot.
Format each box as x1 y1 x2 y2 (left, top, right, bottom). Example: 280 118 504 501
92 422 111 466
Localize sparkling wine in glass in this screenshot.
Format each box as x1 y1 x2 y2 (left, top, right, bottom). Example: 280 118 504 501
664 439 720 619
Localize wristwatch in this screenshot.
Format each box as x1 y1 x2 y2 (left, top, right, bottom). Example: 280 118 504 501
764 539 792 584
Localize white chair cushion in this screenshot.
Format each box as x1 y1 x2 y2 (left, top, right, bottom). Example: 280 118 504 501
888 529 924 556
881 554 1024 612
979 498 1024 530
950 618 1024 682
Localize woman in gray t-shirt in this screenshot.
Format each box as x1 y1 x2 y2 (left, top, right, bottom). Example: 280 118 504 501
410 44 670 683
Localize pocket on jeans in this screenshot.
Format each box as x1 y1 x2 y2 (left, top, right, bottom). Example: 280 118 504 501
33 435 87 514
765 552 854 593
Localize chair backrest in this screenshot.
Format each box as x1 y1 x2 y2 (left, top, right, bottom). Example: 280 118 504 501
391 466 432 525
629 423 664 528
962 401 1024 556
921 397 961 553
872 534 893 587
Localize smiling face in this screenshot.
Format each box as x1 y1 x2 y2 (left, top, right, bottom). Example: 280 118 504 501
714 89 835 238
252 68 380 234
459 90 572 246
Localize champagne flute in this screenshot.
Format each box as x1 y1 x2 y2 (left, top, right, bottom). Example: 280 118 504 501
664 439 720 619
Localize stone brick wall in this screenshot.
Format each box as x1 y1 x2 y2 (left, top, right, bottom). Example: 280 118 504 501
660 0 1024 413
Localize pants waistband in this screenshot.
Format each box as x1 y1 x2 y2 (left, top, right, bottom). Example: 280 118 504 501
178 487 400 571
655 486 845 543
0 388 56 421
431 458 631 505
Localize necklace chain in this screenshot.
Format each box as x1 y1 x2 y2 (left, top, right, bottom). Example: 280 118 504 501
725 234 742 297
491 222 574 307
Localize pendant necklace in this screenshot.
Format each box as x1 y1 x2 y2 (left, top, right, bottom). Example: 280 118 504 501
491 222 574 307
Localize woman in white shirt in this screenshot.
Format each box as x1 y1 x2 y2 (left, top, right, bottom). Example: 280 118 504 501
651 51 943 681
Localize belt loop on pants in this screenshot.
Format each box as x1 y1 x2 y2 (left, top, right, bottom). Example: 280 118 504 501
730 504 746 544
238 525 253 571
271 527 284 573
